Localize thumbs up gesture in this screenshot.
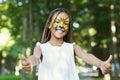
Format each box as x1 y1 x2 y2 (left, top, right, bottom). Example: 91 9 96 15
100 55 112 74
21 55 32 72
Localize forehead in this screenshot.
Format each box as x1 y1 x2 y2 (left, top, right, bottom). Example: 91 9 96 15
53 12 69 20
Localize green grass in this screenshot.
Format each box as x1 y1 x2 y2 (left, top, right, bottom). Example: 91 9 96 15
0 75 31 80
0 75 119 80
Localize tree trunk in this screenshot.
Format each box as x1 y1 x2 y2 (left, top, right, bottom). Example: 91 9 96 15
21 4 27 80
28 0 37 80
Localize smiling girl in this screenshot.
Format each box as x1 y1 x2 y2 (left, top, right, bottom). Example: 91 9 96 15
22 8 112 80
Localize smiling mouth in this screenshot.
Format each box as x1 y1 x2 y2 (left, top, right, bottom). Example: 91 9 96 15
55 26 65 32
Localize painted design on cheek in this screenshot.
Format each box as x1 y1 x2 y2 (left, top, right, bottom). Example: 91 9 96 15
53 17 69 32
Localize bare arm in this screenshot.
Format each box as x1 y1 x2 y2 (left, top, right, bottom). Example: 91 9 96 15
74 44 112 74
22 46 41 72
74 45 102 67
29 46 42 66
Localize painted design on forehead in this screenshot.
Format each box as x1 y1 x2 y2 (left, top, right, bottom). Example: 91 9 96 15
53 16 69 32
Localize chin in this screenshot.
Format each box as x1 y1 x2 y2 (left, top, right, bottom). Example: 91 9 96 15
55 36 64 39
54 34 65 39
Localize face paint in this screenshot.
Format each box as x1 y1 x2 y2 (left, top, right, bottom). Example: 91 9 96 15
53 16 69 32
55 26 65 32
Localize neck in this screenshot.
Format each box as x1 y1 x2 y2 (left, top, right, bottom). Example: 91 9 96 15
49 38 64 46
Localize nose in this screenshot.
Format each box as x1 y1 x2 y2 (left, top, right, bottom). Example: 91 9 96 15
59 21 64 27
58 26 64 29
56 26 65 32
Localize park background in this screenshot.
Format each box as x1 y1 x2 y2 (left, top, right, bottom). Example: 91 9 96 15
0 0 120 80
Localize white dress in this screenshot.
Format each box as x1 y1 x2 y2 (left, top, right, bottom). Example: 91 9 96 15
36 42 80 80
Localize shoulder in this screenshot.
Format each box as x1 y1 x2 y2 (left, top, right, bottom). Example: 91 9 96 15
34 45 41 52
36 42 48 47
73 44 82 51
64 42 81 50
64 42 75 45
34 42 47 52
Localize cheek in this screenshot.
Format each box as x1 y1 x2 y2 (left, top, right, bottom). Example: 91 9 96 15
64 25 69 31
50 24 55 30
64 31 68 35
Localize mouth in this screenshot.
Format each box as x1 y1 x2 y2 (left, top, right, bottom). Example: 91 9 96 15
55 26 65 32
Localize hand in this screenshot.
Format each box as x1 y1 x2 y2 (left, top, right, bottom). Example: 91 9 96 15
21 55 32 72
100 55 112 74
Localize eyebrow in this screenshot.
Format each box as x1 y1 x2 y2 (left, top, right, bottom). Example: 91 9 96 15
56 16 69 20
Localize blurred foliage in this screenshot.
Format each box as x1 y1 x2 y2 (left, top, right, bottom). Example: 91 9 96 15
0 0 120 79
0 74 31 80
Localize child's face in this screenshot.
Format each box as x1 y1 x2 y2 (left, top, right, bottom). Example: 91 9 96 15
50 12 70 39
53 14 69 32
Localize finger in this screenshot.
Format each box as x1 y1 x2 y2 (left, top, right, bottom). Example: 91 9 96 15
22 66 32 72
102 69 109 75
104 63 112 69
102 65 111 74
104 70 111 74
23 68 31 72
101 65 106 72
21 55 29 65
21 61 27 66
104 65 111 72
22 67 31 71
22 65 31 68
100 64 109 74
22 66 31 70
21 54 28 61
103 70 109 74
106 55 112 63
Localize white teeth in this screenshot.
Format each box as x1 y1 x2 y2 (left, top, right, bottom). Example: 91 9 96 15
55 26 65 32
56 29 63 33
56 29 64 32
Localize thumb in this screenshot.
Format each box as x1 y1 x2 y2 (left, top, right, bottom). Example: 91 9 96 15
21 54 28 61
106 55 112 63
21 54 29 65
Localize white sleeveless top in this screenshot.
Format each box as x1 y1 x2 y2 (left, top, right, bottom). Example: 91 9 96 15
36 42 80 80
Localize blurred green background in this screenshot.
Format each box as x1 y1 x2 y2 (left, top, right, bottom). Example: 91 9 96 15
0 0 120 80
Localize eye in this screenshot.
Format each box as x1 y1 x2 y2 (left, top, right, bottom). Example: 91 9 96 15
55 19 60 23
64 22 69 25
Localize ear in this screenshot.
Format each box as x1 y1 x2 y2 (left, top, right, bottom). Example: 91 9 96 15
48 23 52 29
49 22 53 29
48 26 51 29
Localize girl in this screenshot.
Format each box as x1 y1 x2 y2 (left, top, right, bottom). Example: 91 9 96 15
22 8 112 80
